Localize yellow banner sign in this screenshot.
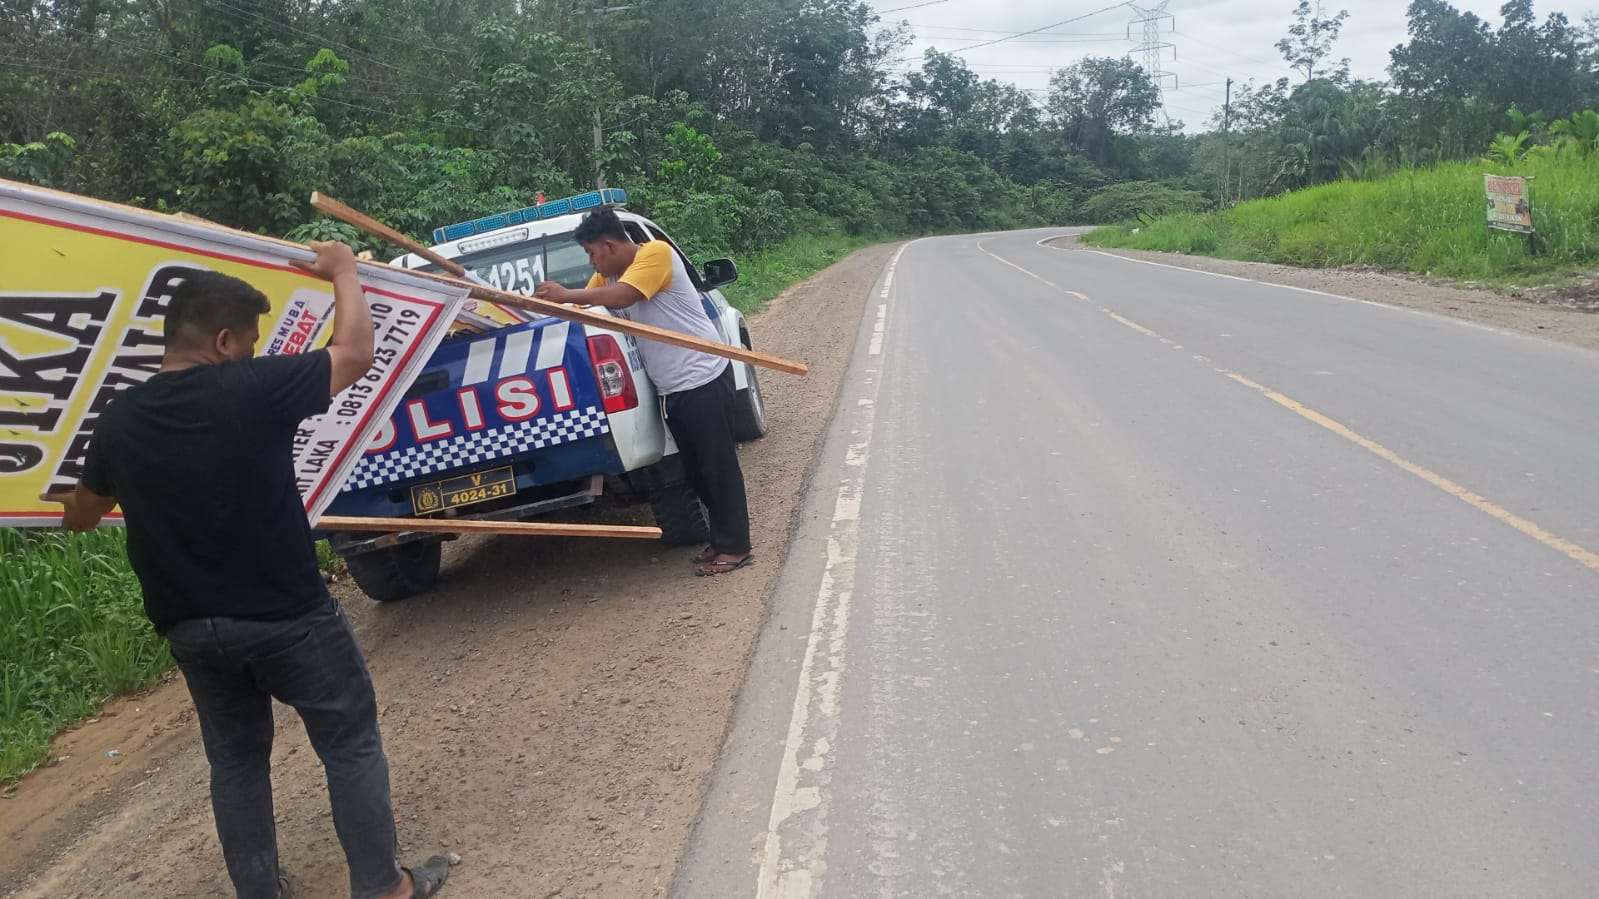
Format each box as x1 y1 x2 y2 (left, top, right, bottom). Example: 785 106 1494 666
0 179 468 526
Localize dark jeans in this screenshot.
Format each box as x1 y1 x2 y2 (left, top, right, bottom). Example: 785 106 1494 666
664 364 752 556
165 598 403 899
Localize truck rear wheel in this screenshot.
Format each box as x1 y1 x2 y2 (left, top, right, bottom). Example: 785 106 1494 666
650 482 711 546
344 540 442 603
733 349 768 442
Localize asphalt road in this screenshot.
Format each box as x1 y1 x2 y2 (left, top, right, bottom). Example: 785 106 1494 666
675 230 1599 898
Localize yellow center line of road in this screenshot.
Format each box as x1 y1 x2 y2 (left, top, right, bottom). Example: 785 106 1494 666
1101 308 1158 337
978 238 1599 576
1224 372 1599 574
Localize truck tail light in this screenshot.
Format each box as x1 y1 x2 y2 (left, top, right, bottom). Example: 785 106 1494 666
587 334 638 414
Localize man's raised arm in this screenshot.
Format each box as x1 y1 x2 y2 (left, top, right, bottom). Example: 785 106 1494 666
292 241 374 396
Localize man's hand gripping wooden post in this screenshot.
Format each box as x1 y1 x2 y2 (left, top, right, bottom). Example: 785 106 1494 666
292 240 376 398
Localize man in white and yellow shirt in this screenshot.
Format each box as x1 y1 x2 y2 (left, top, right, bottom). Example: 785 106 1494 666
535 209 752 576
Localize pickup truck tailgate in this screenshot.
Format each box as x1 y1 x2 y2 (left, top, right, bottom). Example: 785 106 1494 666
327 318 622 517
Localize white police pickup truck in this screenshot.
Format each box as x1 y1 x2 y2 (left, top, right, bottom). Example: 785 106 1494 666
321 189 768 601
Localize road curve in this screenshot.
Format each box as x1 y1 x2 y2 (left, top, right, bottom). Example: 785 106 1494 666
675 229 1599 899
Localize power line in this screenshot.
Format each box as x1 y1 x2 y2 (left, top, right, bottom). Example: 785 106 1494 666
947 1 1134 54
945 64 1063 71
878 0 949 12
1 58 204 86
908 24 1128 36
1173 57 1238 80
242 56 442 99
1176 81 1229 91
204 0 470 68
916 34 1132 46
1172 30 1285 73
890 63 1065 73
201 0 462 90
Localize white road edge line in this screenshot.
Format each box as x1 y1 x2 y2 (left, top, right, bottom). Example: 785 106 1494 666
755 240 913 899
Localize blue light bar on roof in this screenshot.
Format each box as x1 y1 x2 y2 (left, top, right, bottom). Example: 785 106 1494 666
432 188 628 245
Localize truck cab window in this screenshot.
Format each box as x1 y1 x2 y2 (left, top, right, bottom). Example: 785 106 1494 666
545 235 595 288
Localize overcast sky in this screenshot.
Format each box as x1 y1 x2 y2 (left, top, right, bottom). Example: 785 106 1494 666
874 0 1596 126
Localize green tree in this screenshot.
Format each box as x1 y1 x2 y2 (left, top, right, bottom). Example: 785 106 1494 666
1078 181 1208 224
0 133 77 187
1490 1 1587 121
1276 0 1351 82
1549 109 1599 157
1390 0 1591 159
1046 57 1160 168
167 85 332 233
893 51 985 151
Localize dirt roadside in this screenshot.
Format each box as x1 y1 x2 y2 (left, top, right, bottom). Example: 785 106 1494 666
0 242 896 899
1053 239 1599 353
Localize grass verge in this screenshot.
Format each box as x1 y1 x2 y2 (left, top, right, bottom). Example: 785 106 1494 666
1 529 166 781
722 230 881 314
1083 154 1599 286
1 531 345 783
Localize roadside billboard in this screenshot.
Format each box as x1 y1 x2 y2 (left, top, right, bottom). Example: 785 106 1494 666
0 179 468 527
1484 174 1534 234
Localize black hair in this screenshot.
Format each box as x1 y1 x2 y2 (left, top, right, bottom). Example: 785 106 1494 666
572 207 628 246
164 271 271 349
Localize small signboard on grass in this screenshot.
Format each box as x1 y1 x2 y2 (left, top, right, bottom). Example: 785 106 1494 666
1484 174 1534 235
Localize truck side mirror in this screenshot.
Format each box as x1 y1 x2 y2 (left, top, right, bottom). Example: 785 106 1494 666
702 258 738 289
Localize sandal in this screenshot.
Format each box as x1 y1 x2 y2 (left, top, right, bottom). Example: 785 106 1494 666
696 554 754 577
405 855 453 898
692 545 718 564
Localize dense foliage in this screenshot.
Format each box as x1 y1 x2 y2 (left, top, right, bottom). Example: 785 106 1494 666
1186 0 1599 205
4 1 1595 246
1 0 1177 254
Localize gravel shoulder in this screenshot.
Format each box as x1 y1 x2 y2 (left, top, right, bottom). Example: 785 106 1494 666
0 242 895 899
1056 239 1599 353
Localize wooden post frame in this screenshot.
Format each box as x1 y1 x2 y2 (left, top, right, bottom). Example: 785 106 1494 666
310 192 810 376
316 515 662 540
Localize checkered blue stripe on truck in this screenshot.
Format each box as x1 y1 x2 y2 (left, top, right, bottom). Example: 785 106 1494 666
340 407 611 492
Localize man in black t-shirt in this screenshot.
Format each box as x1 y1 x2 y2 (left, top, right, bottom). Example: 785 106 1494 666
46 243 450 899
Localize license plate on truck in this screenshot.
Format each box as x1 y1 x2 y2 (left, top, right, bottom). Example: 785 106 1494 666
409 467 516 515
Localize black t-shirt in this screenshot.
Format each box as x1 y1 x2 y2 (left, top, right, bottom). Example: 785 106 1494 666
83 351 334 633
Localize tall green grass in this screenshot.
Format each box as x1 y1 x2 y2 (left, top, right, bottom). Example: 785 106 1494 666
1 530 347 782
722 230 879 315
1084 154 1599 284
0 529 166 781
